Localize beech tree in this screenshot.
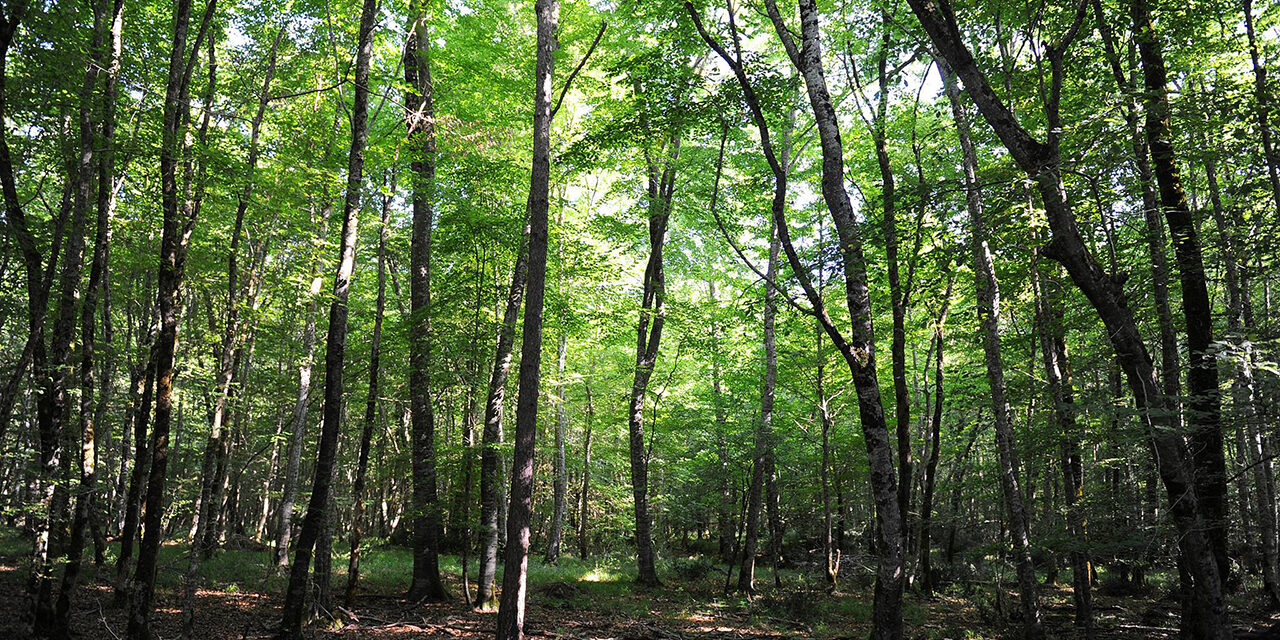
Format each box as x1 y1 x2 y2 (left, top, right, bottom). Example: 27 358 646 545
1 1 1278 639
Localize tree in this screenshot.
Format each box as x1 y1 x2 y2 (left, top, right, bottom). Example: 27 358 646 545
904 0 1231 635
406 1 447 603
940 60 1042 640
495 0 556 635
277 0 378 634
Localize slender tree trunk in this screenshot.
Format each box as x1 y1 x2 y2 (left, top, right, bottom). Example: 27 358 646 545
1032 248 1094 634
49 3 110 633
545 328 567 564
183 37 283 628
94 0 125 544
457 270 486 603
1242 349 1280 607
32 50 99 640
114 333 155 603
128 1 217 636
0 1 41 447
1133 0 1229 585
689 3 904 635
277 0 376 633
738 223 779 594
1094 0 1185 431
345 182 390 606
405 2 447 603
871 41 913 553
918 270 953 596
942 62 1042 639
274 213 325 567
476 219 530 611
577 352 595 560
495 1 556 635
708 281 733 564
545 202 568 568
907 2 1231 636
627 126 679 587
258 403 287 541
1243 0 1280 219
1204 114 1279 605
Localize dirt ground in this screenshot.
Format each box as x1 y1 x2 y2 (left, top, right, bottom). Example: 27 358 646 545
3 552 1279 639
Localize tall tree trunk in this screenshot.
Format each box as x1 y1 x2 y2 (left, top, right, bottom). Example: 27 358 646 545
906 1 1231 636
1132 0 1229 586
545 201 568 567
0 1 39 447
708 281 733 564
918 269 953 596
277 0 376 633
49 2 110 633
545 327 567 564
1243 0 1280 219
1032 247 1094 634
114 331 156 603
627 124 679 587
494 0 556 635
346 181 390 606
457 269 486 604
274 209 326 567
869 26 912 550
32 43 100 640
185 26 282 602
476 215 530 611
405 2 446 603
941 62 1042 639
127 1 217 636
689 3 904 635
766 0 907 631
738 222 779 594
1204 112 1280 605
1093 0 1184 430
577 350 595 560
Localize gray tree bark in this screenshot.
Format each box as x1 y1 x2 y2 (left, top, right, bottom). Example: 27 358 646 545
495 0 556 635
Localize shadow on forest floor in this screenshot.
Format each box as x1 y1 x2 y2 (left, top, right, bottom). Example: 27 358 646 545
1 529 1277 639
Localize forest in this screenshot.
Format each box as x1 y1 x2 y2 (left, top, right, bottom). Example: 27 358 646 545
0 0 1279 637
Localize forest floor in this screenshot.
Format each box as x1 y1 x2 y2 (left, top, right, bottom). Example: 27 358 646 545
2 529 1278 639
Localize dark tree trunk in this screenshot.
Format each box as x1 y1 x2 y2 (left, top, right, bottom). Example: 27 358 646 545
405 3 447 603
689 3 904 635
1243 0 1280 219
1032 249 1094 634
941 62 1042 639
346 182 391 606
1093 0 1183 421
114 333 156 603
32 56 97 640
905 1 1231 636
918 269 953 597
0 1 40 447
476 218 529 610
494 0 556 635
1133 0 1229 585
627 123 679 587
50 2 110 632
277 0 376 634
127 1 217 637
868 24 913 551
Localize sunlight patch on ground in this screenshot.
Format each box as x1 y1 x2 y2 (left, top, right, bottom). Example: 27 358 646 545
579 568 617 582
